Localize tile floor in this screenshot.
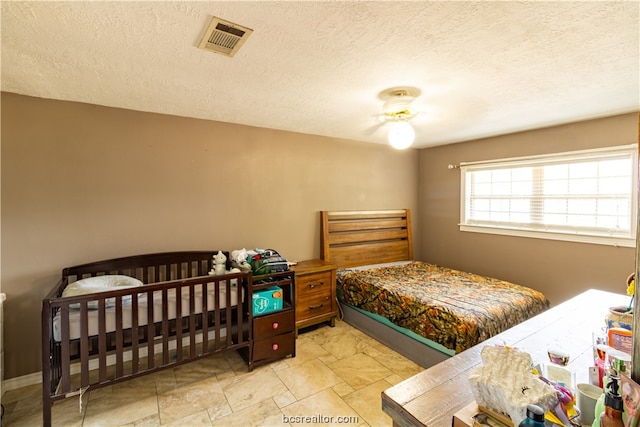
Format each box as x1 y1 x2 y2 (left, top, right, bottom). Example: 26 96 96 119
2 320 423 426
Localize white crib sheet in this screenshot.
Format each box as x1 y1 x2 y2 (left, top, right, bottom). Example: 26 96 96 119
53 283 243 342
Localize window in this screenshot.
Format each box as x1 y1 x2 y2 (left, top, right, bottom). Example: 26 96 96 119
460 145 638 247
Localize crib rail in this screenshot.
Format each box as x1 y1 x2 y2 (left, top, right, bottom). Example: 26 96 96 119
42 252 252 427
61 251 226 285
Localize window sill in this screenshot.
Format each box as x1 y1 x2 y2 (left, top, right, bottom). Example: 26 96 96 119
459 224 636 248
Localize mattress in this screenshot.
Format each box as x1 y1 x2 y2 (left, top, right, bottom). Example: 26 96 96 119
53 283 242 342
337 261 549 353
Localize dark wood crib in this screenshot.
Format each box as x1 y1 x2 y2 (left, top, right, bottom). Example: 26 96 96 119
41 251 253 426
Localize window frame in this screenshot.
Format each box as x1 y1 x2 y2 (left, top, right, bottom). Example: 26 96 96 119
459 144 638 247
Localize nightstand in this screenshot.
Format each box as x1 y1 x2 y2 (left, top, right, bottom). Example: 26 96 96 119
291 259 338 335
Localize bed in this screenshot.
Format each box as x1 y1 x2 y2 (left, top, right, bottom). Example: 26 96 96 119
321 209 549 368
41 251 252 427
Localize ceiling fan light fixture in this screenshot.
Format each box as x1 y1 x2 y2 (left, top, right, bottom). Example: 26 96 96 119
383 95 415 118
388 121 415 149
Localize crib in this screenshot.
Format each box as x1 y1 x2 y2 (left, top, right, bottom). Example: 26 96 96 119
41 251 252 426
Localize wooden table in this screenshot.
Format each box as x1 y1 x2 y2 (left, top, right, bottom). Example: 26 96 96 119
382 289 629 427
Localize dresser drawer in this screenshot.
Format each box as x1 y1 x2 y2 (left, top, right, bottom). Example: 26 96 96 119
253 332 295 361
296 293 333 319
253 310 295 339
297 271 332 298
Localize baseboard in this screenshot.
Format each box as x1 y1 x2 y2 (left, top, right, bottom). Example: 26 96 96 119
2 328 229 393
3 371 41 392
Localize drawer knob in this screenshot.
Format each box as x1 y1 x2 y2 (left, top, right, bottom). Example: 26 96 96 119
272 322 279 329
309 282 324 288
309 303 324 310
272 343 279 351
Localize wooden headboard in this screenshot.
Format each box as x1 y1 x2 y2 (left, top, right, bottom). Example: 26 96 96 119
320 209 413 268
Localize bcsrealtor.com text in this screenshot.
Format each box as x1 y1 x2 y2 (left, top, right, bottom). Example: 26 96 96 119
282 414 360 424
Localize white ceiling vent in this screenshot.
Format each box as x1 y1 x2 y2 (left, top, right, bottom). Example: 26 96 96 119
198 16 253 57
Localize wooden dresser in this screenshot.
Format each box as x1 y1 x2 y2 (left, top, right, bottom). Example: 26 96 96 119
291 259 338 335
381 289 630 427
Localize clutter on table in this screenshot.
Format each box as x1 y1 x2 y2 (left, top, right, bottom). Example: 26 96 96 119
467 275 637 427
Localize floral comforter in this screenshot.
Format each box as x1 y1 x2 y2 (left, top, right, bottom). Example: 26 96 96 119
338 261 549 353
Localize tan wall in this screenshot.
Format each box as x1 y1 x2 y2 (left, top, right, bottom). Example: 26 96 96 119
3 92 637 380
1 92 420 379
419 113 638 306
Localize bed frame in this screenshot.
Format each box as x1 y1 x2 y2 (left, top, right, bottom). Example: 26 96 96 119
321 209 413 268
321 209 452 368
41 251 252 427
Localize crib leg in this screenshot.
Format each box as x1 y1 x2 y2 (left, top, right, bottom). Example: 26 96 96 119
42 394 52 427
42 362 53 427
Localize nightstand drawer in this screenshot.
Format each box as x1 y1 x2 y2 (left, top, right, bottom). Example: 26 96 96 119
253 310 295 339
296 293 332 319
253 332 295 361
292 260 337 335
297 271 332 298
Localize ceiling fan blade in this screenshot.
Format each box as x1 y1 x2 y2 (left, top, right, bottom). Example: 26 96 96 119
364 119 387 136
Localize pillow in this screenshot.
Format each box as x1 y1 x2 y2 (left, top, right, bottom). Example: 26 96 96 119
62 275 143 310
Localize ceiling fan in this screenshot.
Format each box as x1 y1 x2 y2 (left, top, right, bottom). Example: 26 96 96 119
376 86 422 149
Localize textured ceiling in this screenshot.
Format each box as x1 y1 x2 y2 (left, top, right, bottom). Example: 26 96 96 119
2 1 639 148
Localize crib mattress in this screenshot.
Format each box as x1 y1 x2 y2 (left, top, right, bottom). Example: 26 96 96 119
337 261 549 353
53 284 242 342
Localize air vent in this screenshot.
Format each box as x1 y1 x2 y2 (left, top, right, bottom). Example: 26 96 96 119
198 16 253 57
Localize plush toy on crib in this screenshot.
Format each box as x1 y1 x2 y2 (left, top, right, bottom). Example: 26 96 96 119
209 251 242 276
209 251 228 276
230 248 252 272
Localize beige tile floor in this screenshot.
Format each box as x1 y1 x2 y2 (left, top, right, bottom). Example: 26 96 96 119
2 320 423 426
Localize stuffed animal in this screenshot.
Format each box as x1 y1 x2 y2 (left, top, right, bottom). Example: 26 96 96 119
209 251 227 276
209 251 243 277
230 248 252 272
468 346 558 426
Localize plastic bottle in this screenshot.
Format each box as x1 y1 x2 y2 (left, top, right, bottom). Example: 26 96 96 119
593 393 605 427
594 356 630 427
599 376 624 427
519 404 546 427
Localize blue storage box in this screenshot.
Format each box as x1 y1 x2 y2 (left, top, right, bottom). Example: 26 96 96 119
252 286 283 315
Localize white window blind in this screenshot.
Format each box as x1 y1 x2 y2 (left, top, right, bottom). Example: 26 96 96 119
460 145 638 247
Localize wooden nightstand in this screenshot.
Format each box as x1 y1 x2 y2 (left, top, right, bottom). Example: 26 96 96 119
291 259 338 335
